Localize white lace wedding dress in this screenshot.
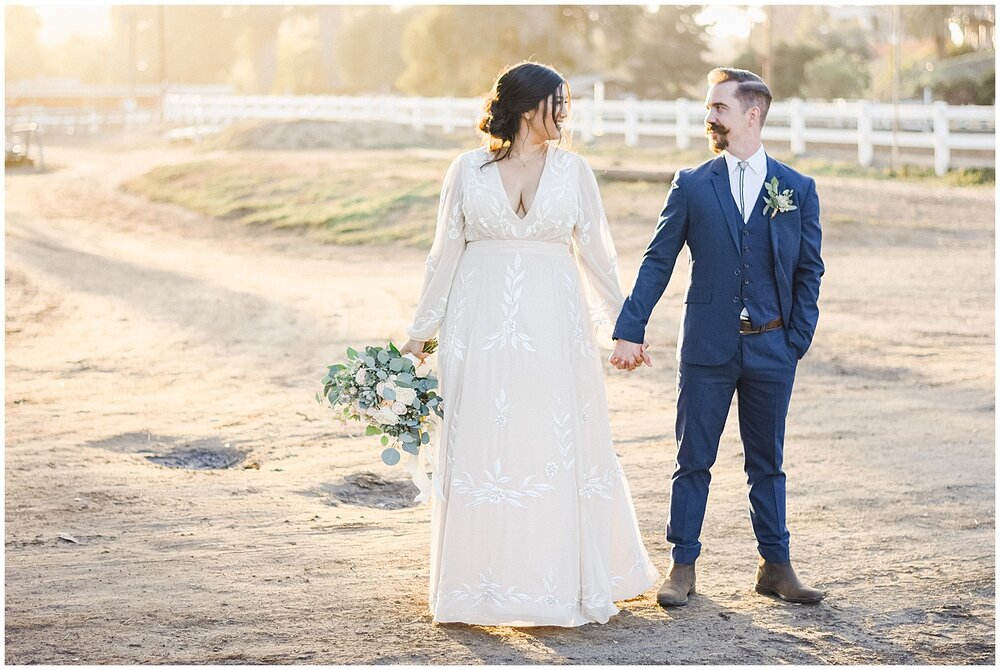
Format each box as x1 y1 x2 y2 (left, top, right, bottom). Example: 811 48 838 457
407 144 659 627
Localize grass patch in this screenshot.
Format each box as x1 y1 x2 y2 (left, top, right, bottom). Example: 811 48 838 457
124 156 444 246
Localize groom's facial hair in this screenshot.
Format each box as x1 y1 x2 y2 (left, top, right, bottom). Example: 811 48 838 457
706 121 729 153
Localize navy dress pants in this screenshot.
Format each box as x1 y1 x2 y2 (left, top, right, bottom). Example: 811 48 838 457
667 327 798 564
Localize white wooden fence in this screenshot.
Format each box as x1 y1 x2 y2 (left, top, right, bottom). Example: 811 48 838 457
161 93 994 175
6 90 994 175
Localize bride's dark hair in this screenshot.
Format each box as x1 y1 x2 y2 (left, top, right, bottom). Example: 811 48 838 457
478 61 569 168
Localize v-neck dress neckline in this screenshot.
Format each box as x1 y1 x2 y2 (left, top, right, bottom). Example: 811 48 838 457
493 143 553 221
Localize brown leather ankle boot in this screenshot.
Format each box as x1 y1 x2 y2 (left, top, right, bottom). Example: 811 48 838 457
656 562 696 607
754 557 825 603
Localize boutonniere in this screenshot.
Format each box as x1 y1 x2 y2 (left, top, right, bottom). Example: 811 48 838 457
762 177 797 219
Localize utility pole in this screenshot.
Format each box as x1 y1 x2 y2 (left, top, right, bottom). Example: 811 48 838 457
127 8 136 102
890 4 901 171
159 5 167 122
763 5 774 84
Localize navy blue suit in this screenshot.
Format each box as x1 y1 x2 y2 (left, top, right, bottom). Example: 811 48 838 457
613 153 823 564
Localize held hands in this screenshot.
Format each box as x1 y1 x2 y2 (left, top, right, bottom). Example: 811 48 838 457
609 339 652 372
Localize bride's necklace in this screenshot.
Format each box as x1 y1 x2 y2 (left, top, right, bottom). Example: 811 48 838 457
508 144 547 168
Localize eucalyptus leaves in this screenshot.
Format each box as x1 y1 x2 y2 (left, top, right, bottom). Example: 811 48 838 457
318 340 442 466
762 177 797 219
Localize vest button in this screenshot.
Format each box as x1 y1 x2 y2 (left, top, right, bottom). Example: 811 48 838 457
734 269 741 276
732 297 739 303
744 279 750 285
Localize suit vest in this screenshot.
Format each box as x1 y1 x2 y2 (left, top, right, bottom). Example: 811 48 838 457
730 193 782 326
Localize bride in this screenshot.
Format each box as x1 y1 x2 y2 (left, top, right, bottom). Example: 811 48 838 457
400 61 659 627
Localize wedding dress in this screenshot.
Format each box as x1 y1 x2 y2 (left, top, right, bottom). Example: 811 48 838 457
407 144 659 627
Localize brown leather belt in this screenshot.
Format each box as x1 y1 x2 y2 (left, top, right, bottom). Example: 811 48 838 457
740 317 784 335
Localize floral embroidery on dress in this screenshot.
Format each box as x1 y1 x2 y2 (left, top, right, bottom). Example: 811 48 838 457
495 388 510 428
564 273 594 358
450 568 531 608
451 458 555 508
440 270 474 362
483 254 536 351
411 296 448 336
578 464 618 500
553 400 575 470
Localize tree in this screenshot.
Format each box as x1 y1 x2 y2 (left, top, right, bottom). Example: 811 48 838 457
731 42 822 98
396 6 591 96
801 50 871 99
5 5 45 83
110 6 241 86
334 6 411 93
625 5 712 99
231 6 287 93
901 5 955 59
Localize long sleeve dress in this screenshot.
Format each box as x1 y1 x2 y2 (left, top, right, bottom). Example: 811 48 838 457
407 144 659 627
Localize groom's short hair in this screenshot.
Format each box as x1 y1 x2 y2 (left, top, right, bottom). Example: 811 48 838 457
708 68 772 126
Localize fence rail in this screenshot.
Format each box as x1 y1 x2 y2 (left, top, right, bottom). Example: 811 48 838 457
7 92 995 175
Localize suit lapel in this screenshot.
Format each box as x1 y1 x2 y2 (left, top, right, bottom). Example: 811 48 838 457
710 156 742 254
763 155 781 261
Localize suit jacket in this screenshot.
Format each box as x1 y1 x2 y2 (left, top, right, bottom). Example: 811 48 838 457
613 153 824 366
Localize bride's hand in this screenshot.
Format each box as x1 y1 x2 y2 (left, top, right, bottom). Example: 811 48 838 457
399 338 430 364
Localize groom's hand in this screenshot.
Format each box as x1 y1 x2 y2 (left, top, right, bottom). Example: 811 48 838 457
610 340 652 371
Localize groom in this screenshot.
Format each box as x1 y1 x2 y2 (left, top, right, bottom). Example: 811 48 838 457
610 68 825 606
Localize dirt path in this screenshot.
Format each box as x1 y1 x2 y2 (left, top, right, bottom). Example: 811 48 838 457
5 136 994 664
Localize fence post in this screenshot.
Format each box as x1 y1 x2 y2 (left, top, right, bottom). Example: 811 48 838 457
790 97 806 155
593 81 604 137
443 97 455 134
580 100 594 143
624 96 638 146
933 100 950 176
857 101 874 167
676 98 691 150
412 98 424 132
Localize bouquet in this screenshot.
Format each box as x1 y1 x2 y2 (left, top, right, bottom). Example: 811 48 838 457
317 340 443 501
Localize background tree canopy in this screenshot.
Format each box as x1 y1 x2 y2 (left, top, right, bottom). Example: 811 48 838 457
6 4 994 105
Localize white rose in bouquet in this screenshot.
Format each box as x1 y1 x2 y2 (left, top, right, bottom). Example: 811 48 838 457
391 401 408 415
376 380 397 397
355 368 368 385
394 387 418 406
374 407 400 425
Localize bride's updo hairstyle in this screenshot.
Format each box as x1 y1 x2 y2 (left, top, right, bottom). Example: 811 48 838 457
478 61 569 168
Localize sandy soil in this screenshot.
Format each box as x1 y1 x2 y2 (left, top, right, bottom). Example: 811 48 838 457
5 133 995 664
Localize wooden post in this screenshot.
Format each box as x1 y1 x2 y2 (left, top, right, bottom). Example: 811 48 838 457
593 81 604 137
789 98 806 155
580 100 594 143
857 101 874 167
624 96 638 146
443 97 455 134
933 100 950 176
676 98 691 150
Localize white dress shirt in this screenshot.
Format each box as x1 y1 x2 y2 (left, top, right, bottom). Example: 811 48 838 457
723 144 767 223
723 144 767 320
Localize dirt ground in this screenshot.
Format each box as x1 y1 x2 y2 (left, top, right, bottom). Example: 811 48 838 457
5 132 995 664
